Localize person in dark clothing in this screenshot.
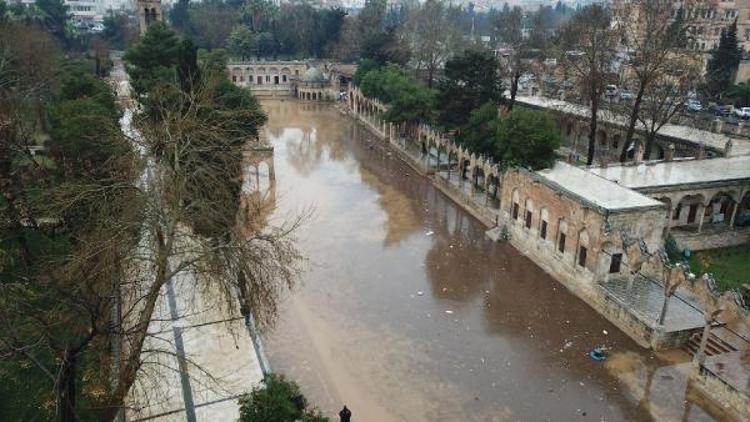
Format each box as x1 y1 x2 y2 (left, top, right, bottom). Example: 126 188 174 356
339 405 352 422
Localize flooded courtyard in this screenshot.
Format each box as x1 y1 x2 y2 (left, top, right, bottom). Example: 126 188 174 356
260 100 722 421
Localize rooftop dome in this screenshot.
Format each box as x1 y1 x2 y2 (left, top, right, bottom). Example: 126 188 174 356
301 67 327 83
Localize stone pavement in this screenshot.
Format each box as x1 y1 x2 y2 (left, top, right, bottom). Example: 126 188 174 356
111 52 265 421
126 271 265 422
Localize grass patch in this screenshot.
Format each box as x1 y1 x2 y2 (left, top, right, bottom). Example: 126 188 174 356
687 245 750 291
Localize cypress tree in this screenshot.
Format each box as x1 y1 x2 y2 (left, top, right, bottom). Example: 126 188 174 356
706 19 743 98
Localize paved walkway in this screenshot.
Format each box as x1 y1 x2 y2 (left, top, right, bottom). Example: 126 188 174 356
111 53 265 421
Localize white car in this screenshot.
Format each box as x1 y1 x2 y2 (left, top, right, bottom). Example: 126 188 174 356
734 106 750 118
685 99 702 112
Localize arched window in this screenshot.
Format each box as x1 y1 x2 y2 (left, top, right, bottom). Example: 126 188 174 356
539 208 549 240
524 198 534 229
557 219 568 253
577 230 590 268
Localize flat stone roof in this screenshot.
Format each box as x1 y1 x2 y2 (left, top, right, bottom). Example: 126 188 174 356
589 156 750 190
536 161 665 211
516 96 750 156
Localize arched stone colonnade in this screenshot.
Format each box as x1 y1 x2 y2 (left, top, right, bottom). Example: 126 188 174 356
416 124 503 208
348 86 504 209
554 116 720 164
654 188 750 233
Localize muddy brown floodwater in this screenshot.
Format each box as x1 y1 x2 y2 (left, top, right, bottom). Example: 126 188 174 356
260 100 722 421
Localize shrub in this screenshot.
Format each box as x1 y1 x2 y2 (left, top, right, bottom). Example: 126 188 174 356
238 374 328 422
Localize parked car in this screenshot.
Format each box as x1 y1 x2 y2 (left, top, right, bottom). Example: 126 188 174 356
604 84 618 97
735 106 750 118
685 99 702 112
619 90 635 101
711 103 733 116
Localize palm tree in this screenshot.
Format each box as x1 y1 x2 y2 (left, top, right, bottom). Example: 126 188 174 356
727 80 750 106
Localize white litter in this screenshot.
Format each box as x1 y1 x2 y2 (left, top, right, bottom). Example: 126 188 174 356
602 330 608 335
426 231 434 236
445 310 454 314
417 290 424 296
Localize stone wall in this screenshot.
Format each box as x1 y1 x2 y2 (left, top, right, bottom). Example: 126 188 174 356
673 227 750 251
690 368 750 420
344 88 697 351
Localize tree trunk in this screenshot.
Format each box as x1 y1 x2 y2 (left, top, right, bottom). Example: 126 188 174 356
509 72 519 111
694 321 712 366
643 132 657 160
620 84 646 162
101 238 171 421
59 351 77 422
587 94 599 166
658 294 670 325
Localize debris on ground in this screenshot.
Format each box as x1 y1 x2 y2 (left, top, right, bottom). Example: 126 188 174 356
416 290 424 296
445 310 454 315
589 346 609 361
426 231 434 236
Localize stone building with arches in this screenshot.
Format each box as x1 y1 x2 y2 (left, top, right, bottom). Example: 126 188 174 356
346 84 709 349
500 162 705 349
514 95 750 164
227 60 340 100
590 156 750 251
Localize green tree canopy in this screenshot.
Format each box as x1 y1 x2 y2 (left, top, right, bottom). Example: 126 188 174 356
227 24 255 59
352 58 380 86
437 49 504 129
495 108 560 170
239 374 327 422
457 102 500 157
124 22 181 96
727 80 750 105
706 19 743 98
35 0 68 46
359 64 435 129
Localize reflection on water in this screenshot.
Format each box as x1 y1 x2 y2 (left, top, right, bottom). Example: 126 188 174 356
261 100 721 421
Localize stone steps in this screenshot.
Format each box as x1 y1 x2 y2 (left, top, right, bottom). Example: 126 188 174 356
684 331 738 357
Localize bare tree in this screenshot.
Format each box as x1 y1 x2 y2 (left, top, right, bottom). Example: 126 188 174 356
400 0 461 87
557 4 620 165
636 57 702 159
494 4 528 110
615 0 696 162
100 82 304 420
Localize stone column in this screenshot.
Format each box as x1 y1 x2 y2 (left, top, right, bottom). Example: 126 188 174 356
712 117 724 133
697 141 706 160
664 143 675 161
698 204 706 233
634 141 644 162
729 201 739 227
